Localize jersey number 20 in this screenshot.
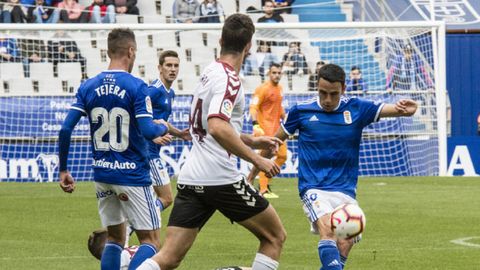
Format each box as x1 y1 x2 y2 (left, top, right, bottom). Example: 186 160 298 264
91 107 130 152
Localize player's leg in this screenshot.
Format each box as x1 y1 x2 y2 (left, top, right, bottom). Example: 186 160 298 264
215 179 286 270
150 158 174 211
115 185 161 270
302 189 342 270
337 238 354 269
95 182 127 270
137 184 216 270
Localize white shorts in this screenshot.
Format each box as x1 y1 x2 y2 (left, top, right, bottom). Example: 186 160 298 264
301 189 357 234
149 158 171 186
95 182 161 230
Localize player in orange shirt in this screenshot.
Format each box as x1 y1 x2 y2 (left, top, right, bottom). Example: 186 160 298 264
249 63 286 198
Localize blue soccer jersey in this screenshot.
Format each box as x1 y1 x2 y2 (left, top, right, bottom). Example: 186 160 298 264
147 79 176 159
282 96 384 199
70 70 154 186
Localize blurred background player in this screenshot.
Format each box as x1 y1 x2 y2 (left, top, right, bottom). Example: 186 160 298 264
345 66 367 94
249 63 286 198
58 28 171 270
249 64 417 270
137 13 286 270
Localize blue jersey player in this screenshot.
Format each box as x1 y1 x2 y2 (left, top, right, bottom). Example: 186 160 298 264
147 50 191 214
58 28 171 270
248 64 418 270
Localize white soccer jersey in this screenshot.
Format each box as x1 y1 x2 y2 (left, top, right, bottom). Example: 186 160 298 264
178 60 245 186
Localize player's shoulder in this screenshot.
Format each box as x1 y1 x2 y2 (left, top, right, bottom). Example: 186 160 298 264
205 60 238 81
295 96 319 111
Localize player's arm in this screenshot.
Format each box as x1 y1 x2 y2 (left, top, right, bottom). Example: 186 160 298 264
240 133 282 150
58 109 83 193
165 122 192 141
208 117 280 178
249 86 265 136
136 84 170 144
246 128 289 184
379 99 418 118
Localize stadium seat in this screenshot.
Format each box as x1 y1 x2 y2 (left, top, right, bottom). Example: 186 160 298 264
87 60 108 78
37 78 64 95
152 31 178 48
178 62 197 77
0 63 24 80
144 62 159 81
241 76 262 94
179 31 205 48
248 13 262 23
189 47 216 64
6 78 33 95
57 63 82 80
142 15 167 23
65 79 81 93
222 0 237 14
271 46 288 58
280 75 290 91
239 0 261 13
282 14 299 22
204 30 221 47
116 14 139 24
291 75 310 92
0 80 5 93
137 0 158 15
137 47 159 65
29 62 54 80
179 76 200 94
160 0 175 16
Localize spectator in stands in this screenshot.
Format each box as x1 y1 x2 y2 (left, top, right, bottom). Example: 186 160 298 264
87 0 115 23
258 0 283 23
112 0 139 16
57 0 88 23
346 66 368 93
0 37 21 62
386 44 433 91
195 0 223 23
242 40 278 81
308 60 325 91
1 0 28 23
21 0 61 6
47 31 87 79
20 34 48 77
173 0 199 23
27 0 65 23
272 0 295 14
282 41 308 75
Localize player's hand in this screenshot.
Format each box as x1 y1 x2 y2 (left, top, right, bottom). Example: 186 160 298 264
254 157 280 178
59 170 75 193
252 124 265 137
252 136 282 152
153 134 173 145
395 99 417 115
179 128 192 141
154 119 170 132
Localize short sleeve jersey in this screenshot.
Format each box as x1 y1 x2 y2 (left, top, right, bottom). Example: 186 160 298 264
249 81 285 136
146 79 176 159
70 70 153 186
178 60 245 186
282 96 384 198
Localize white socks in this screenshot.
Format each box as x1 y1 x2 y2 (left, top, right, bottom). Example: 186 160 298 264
136 258 161 270
252 253 279 270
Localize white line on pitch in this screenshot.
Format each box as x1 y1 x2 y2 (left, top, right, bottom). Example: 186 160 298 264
450 237 480 248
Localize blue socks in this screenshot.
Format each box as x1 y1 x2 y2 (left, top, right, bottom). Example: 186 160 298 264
340 255 348 269
101 242 123 270
318 239 342 270
128 243 157 270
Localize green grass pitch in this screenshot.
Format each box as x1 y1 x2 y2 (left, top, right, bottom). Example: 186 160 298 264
1 177 479 269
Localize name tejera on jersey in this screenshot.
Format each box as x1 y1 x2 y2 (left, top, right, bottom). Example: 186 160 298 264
93 159 136 169
95 84 126 99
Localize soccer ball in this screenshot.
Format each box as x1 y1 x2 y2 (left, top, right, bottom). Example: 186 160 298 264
330 204 366 239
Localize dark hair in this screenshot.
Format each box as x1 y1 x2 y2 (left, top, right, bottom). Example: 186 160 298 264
159 50 179 65
318 64 345 85
350 66 361 72
87 229 108 260
257 40 272 53
107 28 136 58
317 61 326 66
270 62 282 70
221 14 255 55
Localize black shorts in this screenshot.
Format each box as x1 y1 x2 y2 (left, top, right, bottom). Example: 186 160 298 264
168 179 269 229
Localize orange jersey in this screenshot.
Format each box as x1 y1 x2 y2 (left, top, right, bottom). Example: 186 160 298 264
249 81 285 136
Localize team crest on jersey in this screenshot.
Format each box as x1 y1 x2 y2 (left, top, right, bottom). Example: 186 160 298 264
145 96 153 113
221 99 233 118
343 110 352 124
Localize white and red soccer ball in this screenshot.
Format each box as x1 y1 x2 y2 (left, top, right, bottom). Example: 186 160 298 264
330 204 366 239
